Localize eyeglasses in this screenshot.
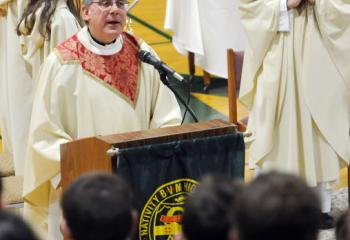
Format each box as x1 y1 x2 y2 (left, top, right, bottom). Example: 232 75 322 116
90 0 128 9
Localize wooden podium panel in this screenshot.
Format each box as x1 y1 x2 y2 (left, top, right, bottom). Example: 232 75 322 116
60 119 237 190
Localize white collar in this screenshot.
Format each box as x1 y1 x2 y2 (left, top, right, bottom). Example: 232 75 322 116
77 26 123 55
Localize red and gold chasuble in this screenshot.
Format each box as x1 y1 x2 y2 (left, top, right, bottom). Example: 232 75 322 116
55 32 140 106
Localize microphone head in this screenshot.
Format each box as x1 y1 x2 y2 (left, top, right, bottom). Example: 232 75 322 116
138 50 150 62
138 50 183 81
138 50 159 66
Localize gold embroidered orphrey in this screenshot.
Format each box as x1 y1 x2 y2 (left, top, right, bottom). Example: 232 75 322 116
139 178 199 240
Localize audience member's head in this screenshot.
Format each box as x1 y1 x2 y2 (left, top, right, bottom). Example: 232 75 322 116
236 171 321 240
336 210 350 240
181 174 242 240
61 172 134 240
0 210 38 240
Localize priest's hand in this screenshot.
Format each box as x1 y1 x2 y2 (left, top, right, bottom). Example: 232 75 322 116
287 0 303 9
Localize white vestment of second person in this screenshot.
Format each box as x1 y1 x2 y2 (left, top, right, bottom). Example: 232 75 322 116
239 0 350 187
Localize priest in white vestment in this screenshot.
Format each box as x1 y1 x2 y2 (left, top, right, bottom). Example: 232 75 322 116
23 0 182 239
239 0 350 227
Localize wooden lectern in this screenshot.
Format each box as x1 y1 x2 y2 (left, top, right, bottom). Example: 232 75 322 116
60 119 237 190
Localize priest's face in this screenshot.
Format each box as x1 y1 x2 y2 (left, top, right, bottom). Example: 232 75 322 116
82 0 127 44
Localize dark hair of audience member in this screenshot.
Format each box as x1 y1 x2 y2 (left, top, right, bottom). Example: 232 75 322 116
62 172 133 240
0 210 38 240
182 174 242 240
336 210 350 240
236 171 321 240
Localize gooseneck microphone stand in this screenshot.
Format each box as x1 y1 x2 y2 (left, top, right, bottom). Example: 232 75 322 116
158 70 199 123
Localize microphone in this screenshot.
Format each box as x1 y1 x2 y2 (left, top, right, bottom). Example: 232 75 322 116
138 50 184 82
